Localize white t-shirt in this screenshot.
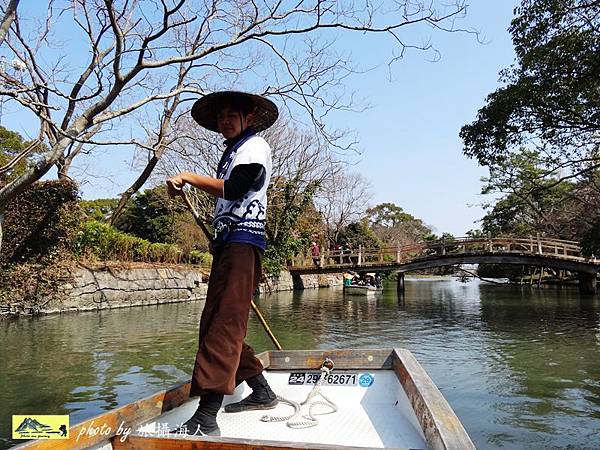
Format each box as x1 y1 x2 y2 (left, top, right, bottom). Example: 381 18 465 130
213 132 272 249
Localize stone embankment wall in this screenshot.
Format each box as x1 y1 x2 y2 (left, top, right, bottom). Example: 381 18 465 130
47 264 208 314
33 265 343 315
261 271 343 292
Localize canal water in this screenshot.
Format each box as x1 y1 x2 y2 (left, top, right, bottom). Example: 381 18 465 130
1 278 599 449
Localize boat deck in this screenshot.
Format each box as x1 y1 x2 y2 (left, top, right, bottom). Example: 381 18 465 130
15 349 474 450
134 371 427 449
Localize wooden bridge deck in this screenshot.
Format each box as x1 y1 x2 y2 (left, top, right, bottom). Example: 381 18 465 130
289 237 600 275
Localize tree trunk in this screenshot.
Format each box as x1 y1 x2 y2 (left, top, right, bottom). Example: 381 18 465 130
0 0 19 47
56 155 76 181
56 156 69 180
56 127 100 180
0 137 72 213
109 154 160 225
109 91 178 225
0 212 4 253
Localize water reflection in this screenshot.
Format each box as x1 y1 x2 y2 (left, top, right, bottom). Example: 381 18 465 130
1 279 599 449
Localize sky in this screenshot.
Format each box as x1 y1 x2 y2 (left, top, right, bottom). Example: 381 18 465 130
330 0 521 236
1 0 521 237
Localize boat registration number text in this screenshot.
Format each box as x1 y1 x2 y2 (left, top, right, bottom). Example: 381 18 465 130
288 372 373 386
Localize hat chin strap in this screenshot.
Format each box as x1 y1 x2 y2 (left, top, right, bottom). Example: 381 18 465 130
237 113 257 136
239 114 246 134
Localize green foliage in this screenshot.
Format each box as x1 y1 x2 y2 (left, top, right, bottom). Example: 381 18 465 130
0 179 81 310
0 126 46 183
581 218 600 257
478 149 584 239
365 202 432 247
114 186 187 244
477 264 528 280
337 219 381 249
461 0 599 179
264 179 319 274
263 236 307 275
75 220 181 263
0 180 212 311
439 232 456 241
80 198 119 222
1 179 81 264
366 203 414 227
461 2 600 245
187 249 213 266
466 229 485 239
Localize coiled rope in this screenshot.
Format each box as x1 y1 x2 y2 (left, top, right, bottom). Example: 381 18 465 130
260 359 338 429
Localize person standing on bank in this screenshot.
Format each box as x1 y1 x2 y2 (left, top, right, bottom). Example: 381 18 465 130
166 91 279 436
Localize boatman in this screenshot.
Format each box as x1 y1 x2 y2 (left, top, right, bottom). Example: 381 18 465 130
167 91 279 436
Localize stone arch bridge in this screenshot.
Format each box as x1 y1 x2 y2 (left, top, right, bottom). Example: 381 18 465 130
288 237 600 294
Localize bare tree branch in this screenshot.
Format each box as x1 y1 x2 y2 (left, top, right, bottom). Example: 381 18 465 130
317 167 373 246
0 139 38 175
0 0 472 224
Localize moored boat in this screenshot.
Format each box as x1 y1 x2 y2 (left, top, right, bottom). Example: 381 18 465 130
343 285 383 296
12 348 474 450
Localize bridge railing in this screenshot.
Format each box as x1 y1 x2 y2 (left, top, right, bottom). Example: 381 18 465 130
289 236 585 269
423 236 582 259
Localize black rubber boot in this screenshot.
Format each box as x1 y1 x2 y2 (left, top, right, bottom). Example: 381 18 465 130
224 373 278 413
171 391 223 436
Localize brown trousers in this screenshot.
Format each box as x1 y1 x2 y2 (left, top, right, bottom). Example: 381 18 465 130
190 242 265 396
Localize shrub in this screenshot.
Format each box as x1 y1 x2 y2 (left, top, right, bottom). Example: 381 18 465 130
0 179 81 311
75 220 182 263
187 250 212 266
1 179 81 264
581 218 600 258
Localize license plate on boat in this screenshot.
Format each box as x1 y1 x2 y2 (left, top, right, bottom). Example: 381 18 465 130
288 372 370 386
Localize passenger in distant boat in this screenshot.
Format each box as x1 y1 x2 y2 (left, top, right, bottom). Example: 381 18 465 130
343 272 353 286
356 274 365 285
167 91 279 437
